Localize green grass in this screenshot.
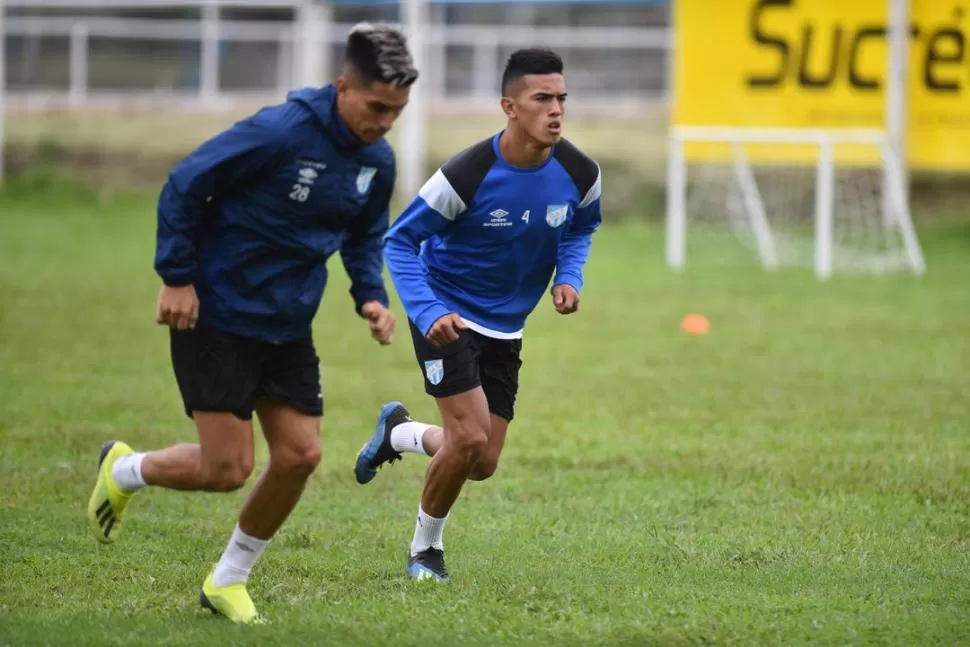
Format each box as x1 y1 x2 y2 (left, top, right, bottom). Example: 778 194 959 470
1 184 969 646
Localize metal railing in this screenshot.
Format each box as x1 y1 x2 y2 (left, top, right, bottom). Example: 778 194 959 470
1 3 671 190
3 15 670 113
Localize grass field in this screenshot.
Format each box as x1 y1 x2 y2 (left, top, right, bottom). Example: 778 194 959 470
1 181 969 646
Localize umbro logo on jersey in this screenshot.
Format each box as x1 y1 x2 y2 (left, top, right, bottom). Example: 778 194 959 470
298 167 318 185
485 208 513 228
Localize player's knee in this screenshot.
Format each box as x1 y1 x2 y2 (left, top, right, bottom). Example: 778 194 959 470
469 455 499 481
272 439 322 478
440 394 491 464
449 422 489 464
202 457 252 492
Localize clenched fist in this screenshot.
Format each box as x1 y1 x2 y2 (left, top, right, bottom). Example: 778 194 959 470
425 313 468 347
552 284 579 315
361 301 396 346
156 284 200 330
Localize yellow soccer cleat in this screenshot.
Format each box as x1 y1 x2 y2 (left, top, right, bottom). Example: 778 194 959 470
86 440 136 544
200 567 264 624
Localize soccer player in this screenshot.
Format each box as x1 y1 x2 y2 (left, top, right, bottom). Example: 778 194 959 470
353 48 602 582
85 24 418 623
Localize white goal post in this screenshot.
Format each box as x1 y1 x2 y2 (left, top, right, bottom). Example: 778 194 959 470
666 0 925 279
0 0 6 183
665 126 926 279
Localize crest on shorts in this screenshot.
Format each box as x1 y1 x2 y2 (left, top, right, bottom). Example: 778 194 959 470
545 204 569 228
424 359 444 386
356 166 378 194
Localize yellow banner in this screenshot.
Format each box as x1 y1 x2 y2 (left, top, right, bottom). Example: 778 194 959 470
672 0 970 171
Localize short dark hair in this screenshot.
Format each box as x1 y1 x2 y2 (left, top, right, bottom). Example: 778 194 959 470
344 23 419 87
501 48 564 95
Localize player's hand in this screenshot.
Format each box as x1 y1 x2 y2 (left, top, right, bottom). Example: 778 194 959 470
552 284 580 315
361 301 396 345
156 284 200 330
426 313 467 347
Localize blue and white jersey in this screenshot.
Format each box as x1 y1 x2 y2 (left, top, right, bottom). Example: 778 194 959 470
384 132 602 339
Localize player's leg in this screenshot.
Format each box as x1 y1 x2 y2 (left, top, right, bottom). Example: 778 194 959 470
406 386 490 582
465 334 522 480
405 322 491 581
407 335 521 581
354 319 477 483
356 332 521 482
467 414 508 480
138 412 255 491
381 412 504 481
86 327 259 545
200 335 322 624
238 403 321 537
420 387 490 515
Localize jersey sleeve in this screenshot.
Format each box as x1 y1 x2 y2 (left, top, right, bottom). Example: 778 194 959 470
340 155 394 315
154 117 289 287
554 164 602 293
383 168 466 336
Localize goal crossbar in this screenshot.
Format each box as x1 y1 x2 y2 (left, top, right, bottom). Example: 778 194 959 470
672 126 890 146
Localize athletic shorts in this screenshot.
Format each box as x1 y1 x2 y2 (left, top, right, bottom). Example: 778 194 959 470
408 318 523 422
169 326 323 421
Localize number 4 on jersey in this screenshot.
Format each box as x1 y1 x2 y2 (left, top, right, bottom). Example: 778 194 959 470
521 210 530 223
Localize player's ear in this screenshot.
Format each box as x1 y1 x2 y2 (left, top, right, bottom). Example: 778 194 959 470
335 74 349 95
500 96 516 120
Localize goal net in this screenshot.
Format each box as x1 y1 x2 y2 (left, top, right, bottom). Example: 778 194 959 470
665 127 926 279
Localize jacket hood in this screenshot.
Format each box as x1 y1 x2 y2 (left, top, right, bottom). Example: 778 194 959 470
286 85 365 150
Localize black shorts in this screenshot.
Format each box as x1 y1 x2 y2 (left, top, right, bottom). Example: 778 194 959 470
169 326 323 421
408 319 523 422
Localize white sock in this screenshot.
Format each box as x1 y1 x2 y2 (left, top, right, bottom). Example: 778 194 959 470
112 452 148 492
410 506 448 556
391 421 433 456
211 525 271 588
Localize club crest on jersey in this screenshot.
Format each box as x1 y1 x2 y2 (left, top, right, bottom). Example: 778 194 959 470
546 204 569 228
424 359 444 386
356 166 378 194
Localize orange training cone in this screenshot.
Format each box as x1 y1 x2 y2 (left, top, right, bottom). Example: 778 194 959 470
681 314 709 335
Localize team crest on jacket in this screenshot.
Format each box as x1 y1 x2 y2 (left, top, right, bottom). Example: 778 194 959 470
356 166 378 194
546 204 569 228
424 359 444 386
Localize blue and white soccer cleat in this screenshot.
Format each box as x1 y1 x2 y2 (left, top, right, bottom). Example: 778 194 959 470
354 401 410 484
407 548 450 582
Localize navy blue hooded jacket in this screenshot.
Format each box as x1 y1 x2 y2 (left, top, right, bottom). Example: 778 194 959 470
154 85 394 344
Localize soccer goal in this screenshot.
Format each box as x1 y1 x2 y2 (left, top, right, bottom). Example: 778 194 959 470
665 127 926 279
666 0 926 279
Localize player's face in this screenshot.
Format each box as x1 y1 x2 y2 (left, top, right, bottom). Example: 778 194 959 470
504 73 567 147
337 78 410 144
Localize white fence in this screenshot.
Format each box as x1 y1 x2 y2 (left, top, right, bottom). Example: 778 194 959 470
0 0 670 191
2 17 669 110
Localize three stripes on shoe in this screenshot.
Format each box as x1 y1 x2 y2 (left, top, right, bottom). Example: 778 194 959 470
95 499 115 539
